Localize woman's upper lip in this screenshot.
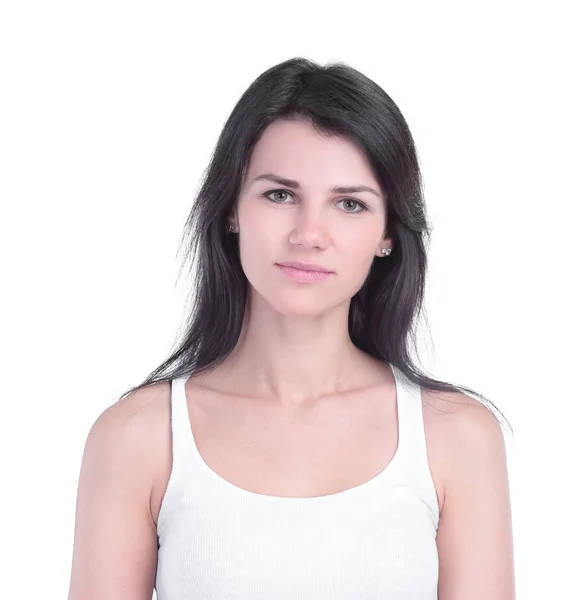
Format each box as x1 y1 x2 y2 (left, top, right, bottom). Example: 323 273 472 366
277 261 333 273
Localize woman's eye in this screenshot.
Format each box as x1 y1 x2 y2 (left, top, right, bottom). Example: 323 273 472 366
338 199 366 213
262 189 367 214
264 190 293 203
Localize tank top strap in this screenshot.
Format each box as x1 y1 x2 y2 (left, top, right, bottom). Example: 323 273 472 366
156 376 194 530
170 376 193 464
390 364 440 520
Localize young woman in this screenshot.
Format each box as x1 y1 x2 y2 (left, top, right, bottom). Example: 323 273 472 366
68 57 515 599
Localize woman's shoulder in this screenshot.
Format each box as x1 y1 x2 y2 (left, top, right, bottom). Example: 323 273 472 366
103 381 173 450
91 381 171 456
420 386 505 516
97 381 174 526
69 383 171 597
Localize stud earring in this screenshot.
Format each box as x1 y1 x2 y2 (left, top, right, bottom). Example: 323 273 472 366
226 224 236 233
381 248 392 256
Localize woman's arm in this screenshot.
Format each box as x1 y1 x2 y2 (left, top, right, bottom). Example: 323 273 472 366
435 393 516 599
68 389 161 600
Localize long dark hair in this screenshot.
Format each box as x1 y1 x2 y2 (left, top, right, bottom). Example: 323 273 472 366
116 56 512 435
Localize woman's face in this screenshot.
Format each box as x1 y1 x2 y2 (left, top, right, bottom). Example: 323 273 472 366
233 118 392 316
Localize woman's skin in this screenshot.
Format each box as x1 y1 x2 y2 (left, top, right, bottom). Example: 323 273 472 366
215 116 394 411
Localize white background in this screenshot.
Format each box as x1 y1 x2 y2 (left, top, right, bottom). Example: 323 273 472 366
1 1 560 598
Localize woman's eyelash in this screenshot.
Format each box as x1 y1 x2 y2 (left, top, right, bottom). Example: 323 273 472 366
261 189 368 213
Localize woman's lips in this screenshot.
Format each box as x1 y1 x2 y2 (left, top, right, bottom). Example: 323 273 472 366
276 264 334 283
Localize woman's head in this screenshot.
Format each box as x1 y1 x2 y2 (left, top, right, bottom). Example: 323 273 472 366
182 56 428 369
119 56 511 434
231 116 393 318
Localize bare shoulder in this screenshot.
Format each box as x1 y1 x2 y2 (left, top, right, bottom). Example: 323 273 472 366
421 385 505 447
93 381 173 517
420 386 507 512
97 381 172 461
420 389 515 597
104 380 171 421
111 381 174 525
68 381 172 599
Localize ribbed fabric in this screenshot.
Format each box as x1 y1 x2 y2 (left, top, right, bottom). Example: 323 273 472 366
155 363 440 599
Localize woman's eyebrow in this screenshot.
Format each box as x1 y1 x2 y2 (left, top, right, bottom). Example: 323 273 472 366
252 173 381 198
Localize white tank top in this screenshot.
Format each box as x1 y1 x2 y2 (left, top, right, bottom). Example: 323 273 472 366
155 363 440 599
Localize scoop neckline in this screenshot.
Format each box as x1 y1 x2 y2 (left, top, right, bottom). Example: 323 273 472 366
179 363 405 504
